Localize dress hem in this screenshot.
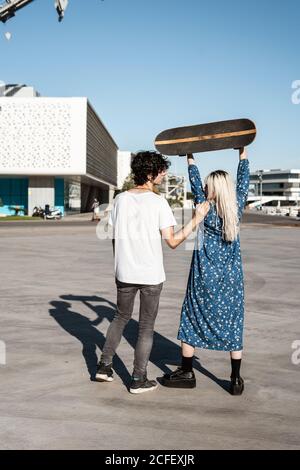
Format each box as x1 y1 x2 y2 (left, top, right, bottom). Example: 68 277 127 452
177 335 243 352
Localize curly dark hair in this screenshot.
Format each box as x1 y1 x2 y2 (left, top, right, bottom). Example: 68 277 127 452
131 151 171 186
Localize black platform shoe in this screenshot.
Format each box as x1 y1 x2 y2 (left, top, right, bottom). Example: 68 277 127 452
230 376 244 395
161 367 196 388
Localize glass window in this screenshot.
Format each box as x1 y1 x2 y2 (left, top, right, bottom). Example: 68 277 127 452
64 179 81 213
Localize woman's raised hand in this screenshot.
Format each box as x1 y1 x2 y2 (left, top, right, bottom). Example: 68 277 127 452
239 148 247 160
187 153 196 165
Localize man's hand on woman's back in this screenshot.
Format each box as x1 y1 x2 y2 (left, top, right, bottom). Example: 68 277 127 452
195 201 210 223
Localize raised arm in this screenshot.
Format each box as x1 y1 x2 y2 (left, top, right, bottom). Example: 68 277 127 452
187 154 206 204
236 148 250 218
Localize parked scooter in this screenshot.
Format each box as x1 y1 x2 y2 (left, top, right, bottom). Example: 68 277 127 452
44 205 62 220
32 205 62 220
32 206 45 218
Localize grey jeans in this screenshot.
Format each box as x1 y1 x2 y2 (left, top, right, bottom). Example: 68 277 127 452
101 278 163 378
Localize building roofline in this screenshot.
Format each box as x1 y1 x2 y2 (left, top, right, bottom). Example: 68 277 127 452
251 169 300 174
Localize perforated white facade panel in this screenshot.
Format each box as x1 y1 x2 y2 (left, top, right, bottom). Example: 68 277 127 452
0 97 87 175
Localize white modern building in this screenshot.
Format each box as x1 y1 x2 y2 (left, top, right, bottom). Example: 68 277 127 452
117 151 133 189
0 85 118 216
248 169 300 209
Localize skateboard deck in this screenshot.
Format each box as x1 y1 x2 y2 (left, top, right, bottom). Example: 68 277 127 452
155 119 256 156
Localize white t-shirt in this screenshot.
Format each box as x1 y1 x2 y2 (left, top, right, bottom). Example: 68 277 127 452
109 191 177 285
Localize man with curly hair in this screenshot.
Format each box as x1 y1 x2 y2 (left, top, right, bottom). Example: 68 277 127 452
96 151 209 394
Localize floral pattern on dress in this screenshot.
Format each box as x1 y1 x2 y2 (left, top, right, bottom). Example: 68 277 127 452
177 160 250 351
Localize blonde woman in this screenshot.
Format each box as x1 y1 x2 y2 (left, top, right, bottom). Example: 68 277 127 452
162 148 250 395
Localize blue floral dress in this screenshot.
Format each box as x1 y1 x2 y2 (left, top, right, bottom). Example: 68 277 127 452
177 159 250 351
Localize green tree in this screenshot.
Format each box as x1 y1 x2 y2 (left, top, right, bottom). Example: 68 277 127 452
121 173 160 195
121 173 135 192
167 197 183 208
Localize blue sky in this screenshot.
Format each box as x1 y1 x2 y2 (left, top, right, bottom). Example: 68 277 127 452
1 0 299 180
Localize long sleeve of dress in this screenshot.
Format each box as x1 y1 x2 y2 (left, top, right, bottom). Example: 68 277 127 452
188 164 206 204
236 159 250 219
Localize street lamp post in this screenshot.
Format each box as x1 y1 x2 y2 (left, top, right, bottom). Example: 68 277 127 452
258 170 263 210
0 0 69 23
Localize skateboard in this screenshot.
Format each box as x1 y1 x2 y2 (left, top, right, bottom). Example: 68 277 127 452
154 119 256 156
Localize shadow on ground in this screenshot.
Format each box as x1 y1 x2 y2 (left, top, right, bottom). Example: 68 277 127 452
49 294 231 393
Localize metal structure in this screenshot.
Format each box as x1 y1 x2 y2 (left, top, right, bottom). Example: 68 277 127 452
55 0 68 22
159 174 187 207
0 0 69 23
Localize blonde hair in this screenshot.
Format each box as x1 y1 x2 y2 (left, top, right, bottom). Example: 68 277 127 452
205 170 239 242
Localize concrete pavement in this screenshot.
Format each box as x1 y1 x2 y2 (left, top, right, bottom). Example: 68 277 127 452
0 221 299 449
0 209 299 228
